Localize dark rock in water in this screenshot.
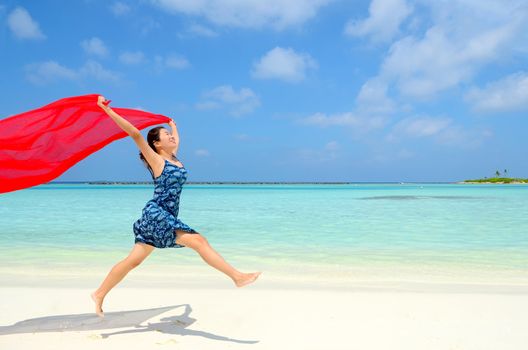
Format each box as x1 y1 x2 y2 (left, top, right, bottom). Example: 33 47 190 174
359 195 480 200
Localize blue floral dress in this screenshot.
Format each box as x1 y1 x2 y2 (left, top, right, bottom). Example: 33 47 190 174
133 158 198 248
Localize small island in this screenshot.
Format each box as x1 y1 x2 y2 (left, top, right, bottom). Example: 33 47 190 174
459 169 528 184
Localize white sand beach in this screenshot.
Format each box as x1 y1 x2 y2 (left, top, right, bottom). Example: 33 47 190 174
1 266 527 350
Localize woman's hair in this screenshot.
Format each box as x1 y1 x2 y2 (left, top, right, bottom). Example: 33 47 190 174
139 126 176 179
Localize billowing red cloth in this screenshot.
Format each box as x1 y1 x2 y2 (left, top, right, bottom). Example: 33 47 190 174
0 94 170 194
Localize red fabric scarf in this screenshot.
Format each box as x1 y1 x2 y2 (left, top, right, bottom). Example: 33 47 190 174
0 94 169 194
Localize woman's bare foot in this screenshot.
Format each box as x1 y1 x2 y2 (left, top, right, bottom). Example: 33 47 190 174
234 272 262 288
90 292 105 317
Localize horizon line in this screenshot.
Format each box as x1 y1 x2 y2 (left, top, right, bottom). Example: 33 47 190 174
47 181 460 184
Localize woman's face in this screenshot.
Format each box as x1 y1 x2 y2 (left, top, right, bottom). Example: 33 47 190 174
155 128 177 152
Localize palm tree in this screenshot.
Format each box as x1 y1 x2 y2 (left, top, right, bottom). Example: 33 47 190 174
504 169 508 177
495 170 501 177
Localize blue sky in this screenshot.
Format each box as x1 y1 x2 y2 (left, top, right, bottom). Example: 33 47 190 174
1 0 527 182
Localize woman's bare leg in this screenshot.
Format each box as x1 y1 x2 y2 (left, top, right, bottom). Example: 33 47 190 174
175 230 261 287
91 243 155 317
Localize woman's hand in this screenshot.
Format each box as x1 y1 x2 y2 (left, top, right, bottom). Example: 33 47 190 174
96 95 139 136
97 95 110 110
168 118 177 127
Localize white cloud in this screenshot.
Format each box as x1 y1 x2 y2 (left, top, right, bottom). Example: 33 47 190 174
203 85 256 103
119 51 146 65
80 60 120 83
384 115 491 149
233 133 270 143
165 54 190 69
293 140 341 163
434 124 493 149
110 2 131 16
195 149 210 157
387 116 452 141
151 0 333 30
187 24 218 37
344 0 412 43
119 52 188 69
324 140 339 151
137 17 161 36
197 85 260 116
251 47 317 83
81 37 109 57
195 101 221 110
297 112 388 134
367 147 415 164
25 60 121 85
396 148 414 159
465 72 528 113
295 79 396 139
356 78 396 114
381 25 516 98
358 0 528 99
25 61 77 85
7 7 45 40
234 133 251 141
154 54 190 71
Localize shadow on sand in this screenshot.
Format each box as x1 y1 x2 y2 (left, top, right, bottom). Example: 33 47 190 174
0 304 258 344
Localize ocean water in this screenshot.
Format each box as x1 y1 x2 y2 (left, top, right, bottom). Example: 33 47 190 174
1 183 527 285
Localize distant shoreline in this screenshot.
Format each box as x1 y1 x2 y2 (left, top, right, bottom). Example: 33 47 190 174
45 181 455 185
458 182 528 184
459 177 528 184
40 180 527 185
43 176 528 185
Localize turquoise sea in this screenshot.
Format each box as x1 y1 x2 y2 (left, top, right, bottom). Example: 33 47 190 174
1 183 527 285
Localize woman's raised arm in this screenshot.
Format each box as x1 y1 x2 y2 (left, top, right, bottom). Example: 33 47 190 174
97 95 140 137
168 118 180 145
97 95 163 170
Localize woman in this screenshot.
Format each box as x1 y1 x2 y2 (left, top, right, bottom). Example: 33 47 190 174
91 95 261 317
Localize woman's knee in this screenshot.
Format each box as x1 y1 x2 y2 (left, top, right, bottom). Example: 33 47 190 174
175 231 208 250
